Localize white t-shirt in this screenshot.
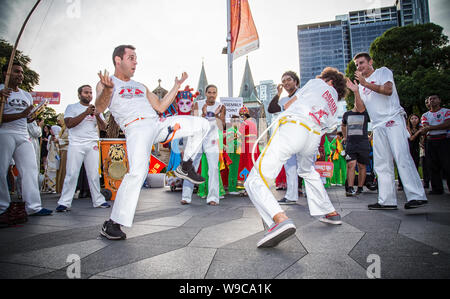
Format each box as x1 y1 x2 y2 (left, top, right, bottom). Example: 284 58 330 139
281 79 339 132
358 67 405 128
64 102 104 145
0 84 33 136
107 76 158 130
421 108 450 136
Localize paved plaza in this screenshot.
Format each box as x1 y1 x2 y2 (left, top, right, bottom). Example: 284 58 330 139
1 185 449 279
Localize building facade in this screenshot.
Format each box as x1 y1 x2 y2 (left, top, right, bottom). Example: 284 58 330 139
297 0 429 85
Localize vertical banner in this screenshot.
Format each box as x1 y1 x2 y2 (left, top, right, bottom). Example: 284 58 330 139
230 0 259 60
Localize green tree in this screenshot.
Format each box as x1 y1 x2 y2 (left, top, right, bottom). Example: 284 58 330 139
39 106 58 125
0 39 40 92
345 23 450 114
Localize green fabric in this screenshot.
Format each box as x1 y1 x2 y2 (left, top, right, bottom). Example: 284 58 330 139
323 136 332 188
198 130 225 198
330 138 347 185
228 153 240 192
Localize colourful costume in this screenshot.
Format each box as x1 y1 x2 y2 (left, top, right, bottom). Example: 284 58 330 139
330 137 346 185
237 106 260 191
225 123 241 194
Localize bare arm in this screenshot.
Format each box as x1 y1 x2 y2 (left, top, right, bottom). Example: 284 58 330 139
64 105 95 129
346 78 366 113
145 72 188 114
341 123 347 144
1 105 34 123
422 119 450 134
355 71 393 96
215 104 226 130
95 113 107 131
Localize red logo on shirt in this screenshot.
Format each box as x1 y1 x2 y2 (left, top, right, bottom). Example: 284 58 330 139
309 110 329 125
322 90 337 115
119 88 145 99
386 120 395 127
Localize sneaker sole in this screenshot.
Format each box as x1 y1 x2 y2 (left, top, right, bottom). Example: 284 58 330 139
368 206 398 210
100 228 126 240
174 170 205 185
319 218 342 225
405 202 428 210
257 224 296 248
278 201 297 205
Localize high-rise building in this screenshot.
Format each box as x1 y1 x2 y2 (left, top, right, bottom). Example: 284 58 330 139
396 0 430 26
348 6 398 58
297 0 429 85
256 80 277 125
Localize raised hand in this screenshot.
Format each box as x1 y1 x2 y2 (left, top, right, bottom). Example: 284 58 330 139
175 72 188 87
277 84 283 96
97 70 114 89
346 78 359 93
354 71 367 87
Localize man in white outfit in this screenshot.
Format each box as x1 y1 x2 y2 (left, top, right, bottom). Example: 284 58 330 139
56 85 110 212
346 52 427 210
0 62 52 221
181 84 225 206
245 67 347 248
95 45 210 240
268 71 302 204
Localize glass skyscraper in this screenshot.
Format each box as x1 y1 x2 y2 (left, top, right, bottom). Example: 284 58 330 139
297 0 429 85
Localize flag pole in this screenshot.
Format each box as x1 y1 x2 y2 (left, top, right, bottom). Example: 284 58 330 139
227 0 233 97
0 0 41 125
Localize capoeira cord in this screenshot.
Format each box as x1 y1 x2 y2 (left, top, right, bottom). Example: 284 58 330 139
251 115 322 189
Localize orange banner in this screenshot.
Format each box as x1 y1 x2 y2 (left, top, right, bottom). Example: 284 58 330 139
230 0 259 60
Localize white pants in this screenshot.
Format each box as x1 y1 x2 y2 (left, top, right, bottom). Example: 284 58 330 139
373 115 426 206
110 116 210 227
182 127 220 204
0 133 42 214
58 142 105 208
284 155 299 202
244 119 336 227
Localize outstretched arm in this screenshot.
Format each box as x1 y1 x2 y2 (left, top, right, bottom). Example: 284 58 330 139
146 72 188 114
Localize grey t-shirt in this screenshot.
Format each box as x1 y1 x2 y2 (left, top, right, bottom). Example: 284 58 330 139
342 110 371 152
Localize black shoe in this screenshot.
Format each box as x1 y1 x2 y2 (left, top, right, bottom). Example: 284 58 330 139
356 187 363 195
175 160 206 185
100 220 126 240
368 203 398 210
346 187 356 197
405 200 428 210
277 198 297 205
428 190 443 195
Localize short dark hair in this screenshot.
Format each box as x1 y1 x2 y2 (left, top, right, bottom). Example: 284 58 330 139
78 85 91 96
427 94 440 100
337 132 343 138
316 67 348 100
282 71 300 87
205 84 218 93
353 52 372 62
112 45 136 66
2 61 23 73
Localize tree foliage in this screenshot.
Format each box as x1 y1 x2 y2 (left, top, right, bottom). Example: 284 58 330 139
0 39 40 92
345 23 450 114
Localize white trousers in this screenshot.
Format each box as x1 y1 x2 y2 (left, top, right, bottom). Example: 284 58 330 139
373 115 426 206
244 120 336 227
182 128 220 204
110 116 210 227
0 133 42 214
58 142 105 208
284 155 299 202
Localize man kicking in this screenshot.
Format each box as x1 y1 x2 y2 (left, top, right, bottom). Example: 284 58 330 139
96 45 210 240
245 67 347 248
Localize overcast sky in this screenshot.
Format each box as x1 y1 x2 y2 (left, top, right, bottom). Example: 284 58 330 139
1 0 449 113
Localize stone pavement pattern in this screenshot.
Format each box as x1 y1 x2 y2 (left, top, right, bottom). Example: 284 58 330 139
1 186 449 279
